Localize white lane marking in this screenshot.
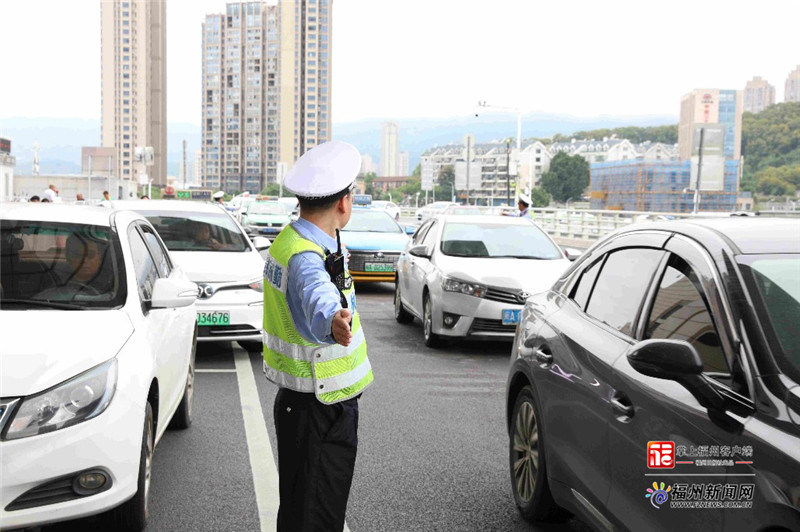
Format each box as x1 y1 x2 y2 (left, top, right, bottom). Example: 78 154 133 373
234 350 279 532
233 350 353 532
196 368 237 373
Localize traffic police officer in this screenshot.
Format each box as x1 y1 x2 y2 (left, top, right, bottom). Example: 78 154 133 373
261 140 373 531
212 190 225 204
516 193 533 219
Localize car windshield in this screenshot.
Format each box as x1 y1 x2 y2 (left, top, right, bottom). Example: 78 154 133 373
440 222 562 259
248 203 287 215
740 254 800 377
1 220 126 309
139 211 251 252
342 210 403 233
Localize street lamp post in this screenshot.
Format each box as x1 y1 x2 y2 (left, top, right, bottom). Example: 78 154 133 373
505 139 511 206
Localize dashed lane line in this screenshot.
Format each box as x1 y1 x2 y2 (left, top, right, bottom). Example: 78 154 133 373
196 368 237 373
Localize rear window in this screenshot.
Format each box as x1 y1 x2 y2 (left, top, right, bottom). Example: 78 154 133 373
138 210 251 252
1 220 127 309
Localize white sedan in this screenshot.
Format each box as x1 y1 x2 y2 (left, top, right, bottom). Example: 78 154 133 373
371 200 401 221
113 200 270 352
394 215 571 346
1 203 198 530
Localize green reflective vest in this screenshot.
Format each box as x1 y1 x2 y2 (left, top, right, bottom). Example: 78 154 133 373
262 225 373 404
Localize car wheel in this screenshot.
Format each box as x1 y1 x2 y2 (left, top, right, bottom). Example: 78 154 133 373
108 401 154 531
169 339 196 430
394 281 414 324
423 292 443 348
238 340 263 353
510 385 568 522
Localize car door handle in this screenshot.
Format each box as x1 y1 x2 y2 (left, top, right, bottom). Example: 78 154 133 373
611 395 634 419
534 349 553 365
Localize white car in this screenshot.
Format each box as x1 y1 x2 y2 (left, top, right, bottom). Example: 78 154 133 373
418 201 458 221
113 200 270 351
1 203 198 530
371 200 400 221
394 215 571 346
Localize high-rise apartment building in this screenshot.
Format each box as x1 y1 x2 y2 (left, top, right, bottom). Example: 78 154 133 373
678 89 743 161
399 151 410 176
786 65 800 103
380 121 399 177
202 1 332 193
743 76 775 113
101 0 167 185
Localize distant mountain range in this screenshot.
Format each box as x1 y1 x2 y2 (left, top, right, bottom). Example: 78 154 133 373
1 112 677 176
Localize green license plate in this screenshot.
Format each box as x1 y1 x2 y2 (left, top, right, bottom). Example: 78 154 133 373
197 311 230 326
364 263 394 272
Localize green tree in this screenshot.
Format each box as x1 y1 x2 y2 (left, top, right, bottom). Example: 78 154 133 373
434 165 455 201
260 183 281 196
742 102 800 188
528 187 550 208
395 176 421 204
412 163 421 177
756 175 792 196
540 152 590 203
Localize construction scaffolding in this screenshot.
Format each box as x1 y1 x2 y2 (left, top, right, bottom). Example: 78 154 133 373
589 160 739 213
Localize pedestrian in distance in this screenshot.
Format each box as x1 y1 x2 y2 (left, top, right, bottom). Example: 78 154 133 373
76 193 85 202
262 140 373 532
43 184 62 203
41 198 50 203
140 195 150 200
99 190 113 208
29 195 40 203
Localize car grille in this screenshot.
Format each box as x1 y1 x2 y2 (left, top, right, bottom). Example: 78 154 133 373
348 251 400 272
253 222 283 227
470 318 516 334
198 324 260 338
484 286 527 305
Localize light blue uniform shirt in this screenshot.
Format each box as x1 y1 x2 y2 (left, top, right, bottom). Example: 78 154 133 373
285 218 348 345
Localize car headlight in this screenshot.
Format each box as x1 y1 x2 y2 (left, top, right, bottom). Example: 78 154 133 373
4 359 118 441
248 278 264 292
442 276 486 298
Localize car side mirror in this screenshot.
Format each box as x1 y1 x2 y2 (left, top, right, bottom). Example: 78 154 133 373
409 244 431 259
252 236 271 250
151 277 198 309
405 225 416 235
563 247 583 261
627 339 726 412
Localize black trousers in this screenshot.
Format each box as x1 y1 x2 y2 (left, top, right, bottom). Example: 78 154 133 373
274 388 359 532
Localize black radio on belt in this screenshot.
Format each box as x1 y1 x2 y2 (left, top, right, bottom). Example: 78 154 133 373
324 229 350 309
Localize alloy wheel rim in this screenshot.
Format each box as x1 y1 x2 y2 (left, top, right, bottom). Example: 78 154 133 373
512 401 539 503
424 298 431 339
186 351 196 418
144 412 154 514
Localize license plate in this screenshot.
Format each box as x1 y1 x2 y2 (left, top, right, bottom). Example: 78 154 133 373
197 311 230 326
365 263 394 272
502 309 521 325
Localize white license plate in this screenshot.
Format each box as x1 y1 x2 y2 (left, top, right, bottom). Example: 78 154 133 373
502 309 521 325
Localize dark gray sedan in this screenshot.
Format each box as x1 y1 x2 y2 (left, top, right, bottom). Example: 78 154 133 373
506 217 800 531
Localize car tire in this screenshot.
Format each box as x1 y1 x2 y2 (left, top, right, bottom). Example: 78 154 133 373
510 385 568 522
169 339 196 430
238 340 263 353
394 281 414 324
108 401 154 531
423 292 443 348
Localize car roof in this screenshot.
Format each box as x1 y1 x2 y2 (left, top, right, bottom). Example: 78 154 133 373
623 217 800 255
112 199 230 214
0 202 117 226
436 214 534 225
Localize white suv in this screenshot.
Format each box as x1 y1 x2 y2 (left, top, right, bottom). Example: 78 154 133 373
1 203 198 530
113 200 269 351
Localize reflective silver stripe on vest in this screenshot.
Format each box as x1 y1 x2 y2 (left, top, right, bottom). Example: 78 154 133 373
263 360 314 392
263 327 366 362
314 356 372 393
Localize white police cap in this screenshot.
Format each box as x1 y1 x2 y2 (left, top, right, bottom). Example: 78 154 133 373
518 193 531 205
284 140 360 199
212 190 225 199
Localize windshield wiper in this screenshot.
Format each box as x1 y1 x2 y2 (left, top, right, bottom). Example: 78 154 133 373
0 299 87 310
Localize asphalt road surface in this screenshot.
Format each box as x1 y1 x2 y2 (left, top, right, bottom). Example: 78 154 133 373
40 283 593 532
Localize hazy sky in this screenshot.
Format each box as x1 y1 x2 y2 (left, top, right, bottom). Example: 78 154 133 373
1 0 798 125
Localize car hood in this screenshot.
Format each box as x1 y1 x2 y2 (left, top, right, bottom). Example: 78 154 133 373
170 250 264 282
244 214 290 224
434 255 571 293
0 310 133 396
341 232 410 252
